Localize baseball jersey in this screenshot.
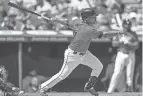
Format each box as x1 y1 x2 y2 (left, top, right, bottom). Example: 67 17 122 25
68 19 100 52
117 30 139 54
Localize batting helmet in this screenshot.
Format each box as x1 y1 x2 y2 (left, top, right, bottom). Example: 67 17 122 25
81 8 98 20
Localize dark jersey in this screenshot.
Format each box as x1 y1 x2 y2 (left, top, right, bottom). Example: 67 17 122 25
68 19 100 52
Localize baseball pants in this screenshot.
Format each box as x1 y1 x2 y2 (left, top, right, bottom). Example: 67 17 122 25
40 47 103 90
108 51 135 93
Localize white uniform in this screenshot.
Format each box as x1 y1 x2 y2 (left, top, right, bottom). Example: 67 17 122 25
108 31 139 93
40 48 103 90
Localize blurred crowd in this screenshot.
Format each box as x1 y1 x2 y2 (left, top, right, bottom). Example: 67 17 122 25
0 0 142 32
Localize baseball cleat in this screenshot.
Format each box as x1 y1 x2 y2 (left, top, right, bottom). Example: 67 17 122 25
84 87 99 96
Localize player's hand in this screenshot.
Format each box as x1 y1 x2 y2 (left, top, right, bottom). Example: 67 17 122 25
50 17 57 22
117 30 124 35
119 27 125 34
40 15 56 22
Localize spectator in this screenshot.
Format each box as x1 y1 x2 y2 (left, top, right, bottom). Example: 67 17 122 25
131 8 142 32
8 0 21 16
21 20 36 30
135 62 142 92
129 12 139 32
1 15 16 30
36 22 49 30
1 4 21 30
0 90 5 96
101 55 126 92
70 0 91 11
36 0 52 14
122 5 132 20
24 77 39 93
136 8 142 25
22 69 47 91
0 0 6 25
96 14 111 31
22 0 37 8
105 0 116 9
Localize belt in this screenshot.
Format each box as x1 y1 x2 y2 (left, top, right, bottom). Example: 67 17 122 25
118 49 129 54
73 51 86 56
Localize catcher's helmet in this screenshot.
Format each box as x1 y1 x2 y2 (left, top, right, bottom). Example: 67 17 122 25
81 8 98 20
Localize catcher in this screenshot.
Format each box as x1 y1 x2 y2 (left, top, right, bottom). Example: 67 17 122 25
0 65 24 96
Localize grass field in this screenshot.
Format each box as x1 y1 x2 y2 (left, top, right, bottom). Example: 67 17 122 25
28 92 142 96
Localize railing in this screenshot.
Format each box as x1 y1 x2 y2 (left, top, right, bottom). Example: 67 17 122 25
0 30 142 42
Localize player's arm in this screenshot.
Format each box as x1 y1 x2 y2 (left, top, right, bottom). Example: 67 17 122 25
112 36 121 47
99 31 122 47
126 32 139 50
48 17 77 30
98 31 123 39
50 18 70 27
131 32 139 47
125 41 139 50
128 42 139 46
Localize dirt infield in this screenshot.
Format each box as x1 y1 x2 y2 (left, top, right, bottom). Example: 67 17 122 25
27 92 142 96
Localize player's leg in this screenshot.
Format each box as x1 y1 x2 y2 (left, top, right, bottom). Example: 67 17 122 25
82 51 103 78
107 52 128 93
39 49 80 93
126 52 135 92
116 71 126 92
82 51 103 95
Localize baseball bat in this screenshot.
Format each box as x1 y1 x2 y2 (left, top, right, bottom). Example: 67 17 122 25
8 2 74 30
